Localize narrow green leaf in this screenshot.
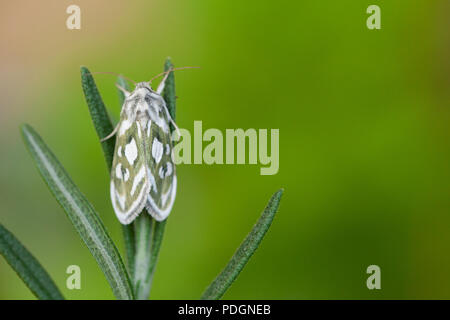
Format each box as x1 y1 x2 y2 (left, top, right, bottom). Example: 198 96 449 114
21 124 134 300
0 224 64 300
117 75 131 107
121 221 135 281
201 189 284 300
80 68 135 280
147 218 166 292
80 66 115 170
163 57 177 121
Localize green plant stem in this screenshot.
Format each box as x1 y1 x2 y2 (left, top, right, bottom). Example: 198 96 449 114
132 215 153 299
201 189 283 300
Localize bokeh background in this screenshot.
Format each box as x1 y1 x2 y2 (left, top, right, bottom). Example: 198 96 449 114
1 0 449 299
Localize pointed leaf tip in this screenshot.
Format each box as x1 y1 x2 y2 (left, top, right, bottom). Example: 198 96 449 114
201 189 283 300
81 66 115 170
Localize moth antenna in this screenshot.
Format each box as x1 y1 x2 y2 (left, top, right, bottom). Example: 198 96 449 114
90 71 137 85
148 66 200 84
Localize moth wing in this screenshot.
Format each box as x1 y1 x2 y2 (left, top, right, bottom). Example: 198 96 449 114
110 117 149 225
145 116 177 221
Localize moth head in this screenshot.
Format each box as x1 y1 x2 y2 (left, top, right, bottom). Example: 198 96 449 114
91 66 199 98
135 82 153 91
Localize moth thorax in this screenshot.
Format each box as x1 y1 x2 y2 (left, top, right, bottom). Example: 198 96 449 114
137 115 149 130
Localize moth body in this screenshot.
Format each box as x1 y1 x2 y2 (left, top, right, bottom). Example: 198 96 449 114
110 82 176 224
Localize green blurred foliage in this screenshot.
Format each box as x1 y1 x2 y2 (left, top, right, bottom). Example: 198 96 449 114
0 0 449 299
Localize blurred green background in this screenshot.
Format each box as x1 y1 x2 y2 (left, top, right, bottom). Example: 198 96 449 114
1 0 449 299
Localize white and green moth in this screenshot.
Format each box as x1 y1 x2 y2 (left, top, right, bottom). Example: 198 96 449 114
103 71 179 224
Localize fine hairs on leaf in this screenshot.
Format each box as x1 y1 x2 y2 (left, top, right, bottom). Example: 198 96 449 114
81 67 136 281
21 124 134 300
0 224 64 300
80 66 115 170
201 189 284 300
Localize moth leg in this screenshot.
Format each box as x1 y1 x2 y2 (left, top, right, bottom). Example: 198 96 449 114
116 83 131 97
162 105 181 137
101 122 120 142
156 69 172 95
169 118 181 137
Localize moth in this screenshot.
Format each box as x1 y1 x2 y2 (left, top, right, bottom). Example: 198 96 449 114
103 70 180 224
